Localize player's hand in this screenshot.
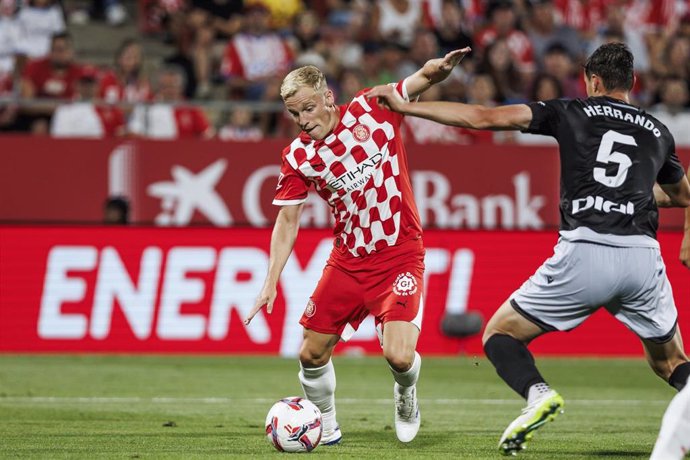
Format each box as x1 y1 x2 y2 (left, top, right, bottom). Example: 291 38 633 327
365 84 408 113
244 284 278 325
681 233 690 269
426 47 472 84
437 47 472 73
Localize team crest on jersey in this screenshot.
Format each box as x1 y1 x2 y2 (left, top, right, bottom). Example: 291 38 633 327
304 299 316 317
352 123 370 142
392 272 417 296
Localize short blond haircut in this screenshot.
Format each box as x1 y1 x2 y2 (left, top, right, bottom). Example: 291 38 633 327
280 65 327 100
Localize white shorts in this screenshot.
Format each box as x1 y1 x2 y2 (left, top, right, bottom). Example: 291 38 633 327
511 239 678 342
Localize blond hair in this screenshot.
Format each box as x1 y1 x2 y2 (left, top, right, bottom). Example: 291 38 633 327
280 65 327 100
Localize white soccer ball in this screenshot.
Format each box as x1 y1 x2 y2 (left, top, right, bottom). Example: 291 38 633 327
265 397 323 453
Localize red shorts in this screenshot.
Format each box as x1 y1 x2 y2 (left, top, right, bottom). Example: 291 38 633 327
299 238 425 337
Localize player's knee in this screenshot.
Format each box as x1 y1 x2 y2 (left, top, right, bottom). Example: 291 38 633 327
384 347 415 372
298 343 331 368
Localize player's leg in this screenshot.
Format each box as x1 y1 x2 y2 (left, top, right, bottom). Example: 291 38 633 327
650 374 690 460
382 320 421 443
297 262 366 446
641 328 690 390
369 244 425 443
298 328 342 445
483 300 564 455
483 239 600 455
615 247 690 390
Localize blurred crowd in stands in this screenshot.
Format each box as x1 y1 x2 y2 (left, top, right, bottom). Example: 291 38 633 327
0 0 689 144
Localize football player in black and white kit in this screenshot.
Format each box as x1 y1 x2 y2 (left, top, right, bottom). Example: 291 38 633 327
367 42 690 456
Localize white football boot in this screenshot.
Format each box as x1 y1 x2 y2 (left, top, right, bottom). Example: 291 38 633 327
498 389 564 456
321 425 342 446
394 383 420 442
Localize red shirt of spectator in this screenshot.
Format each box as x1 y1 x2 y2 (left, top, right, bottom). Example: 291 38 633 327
22 57 81 99
0 72 11 95
553 0 606 33
220 4 293 81
98 70 152 104
476 2 535 73
98 40 152 104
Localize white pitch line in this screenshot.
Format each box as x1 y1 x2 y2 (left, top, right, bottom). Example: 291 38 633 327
0 396 670 406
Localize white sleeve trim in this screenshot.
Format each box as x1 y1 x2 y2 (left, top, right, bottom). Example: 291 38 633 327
401 77 412 102
272 198 308 206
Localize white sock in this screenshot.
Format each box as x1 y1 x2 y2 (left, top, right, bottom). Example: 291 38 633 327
390 352 421 394
299 360 337 433
527 382 551 405
650 381 690 460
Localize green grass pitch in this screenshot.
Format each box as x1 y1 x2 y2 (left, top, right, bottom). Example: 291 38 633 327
0 355 679 459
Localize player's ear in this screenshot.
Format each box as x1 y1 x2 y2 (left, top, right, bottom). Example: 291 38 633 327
324 88 335 107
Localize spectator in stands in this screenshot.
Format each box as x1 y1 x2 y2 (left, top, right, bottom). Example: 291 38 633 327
15 0 66 59
220 2 293 100
370 0 424 49
256 0 304 31
431 0 474 56
186 0 244 40
128 65 214 139
163 31 198 99
650 77 690 146
336 67 365 104
291 9 323 55
398 30 441 81
69 0 127 26
0 0 20 78
19 32 82 134
529 72 563 101
184 0 246 98
542 42 584 98
525 0 582 67
552 0 605 41
98 38 152 106
51 65 125 138
321 10 365 72
103 196 129 225
218 105 263 141
0 66 17 132
588 3 650 72
661 35 690 81
476 38 525 103
475 0 535 77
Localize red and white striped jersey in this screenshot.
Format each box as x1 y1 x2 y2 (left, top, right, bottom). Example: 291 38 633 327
274 81 422 258
220 33 293 81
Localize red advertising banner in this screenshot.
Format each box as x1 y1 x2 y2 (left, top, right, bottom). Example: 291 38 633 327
1 137 687 230
1 226 688 356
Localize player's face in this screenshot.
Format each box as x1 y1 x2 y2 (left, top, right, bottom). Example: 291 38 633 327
284 86 337 141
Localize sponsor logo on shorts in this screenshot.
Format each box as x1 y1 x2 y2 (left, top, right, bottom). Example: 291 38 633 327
352 123 370 143
393 272 418 296
304 299 316 317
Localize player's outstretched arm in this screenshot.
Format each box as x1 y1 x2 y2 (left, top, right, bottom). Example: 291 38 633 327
366 84 532 131
244 203 304 325
404 47 471 98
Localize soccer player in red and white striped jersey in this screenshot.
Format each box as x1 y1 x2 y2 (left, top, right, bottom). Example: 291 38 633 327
245 47 471 445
